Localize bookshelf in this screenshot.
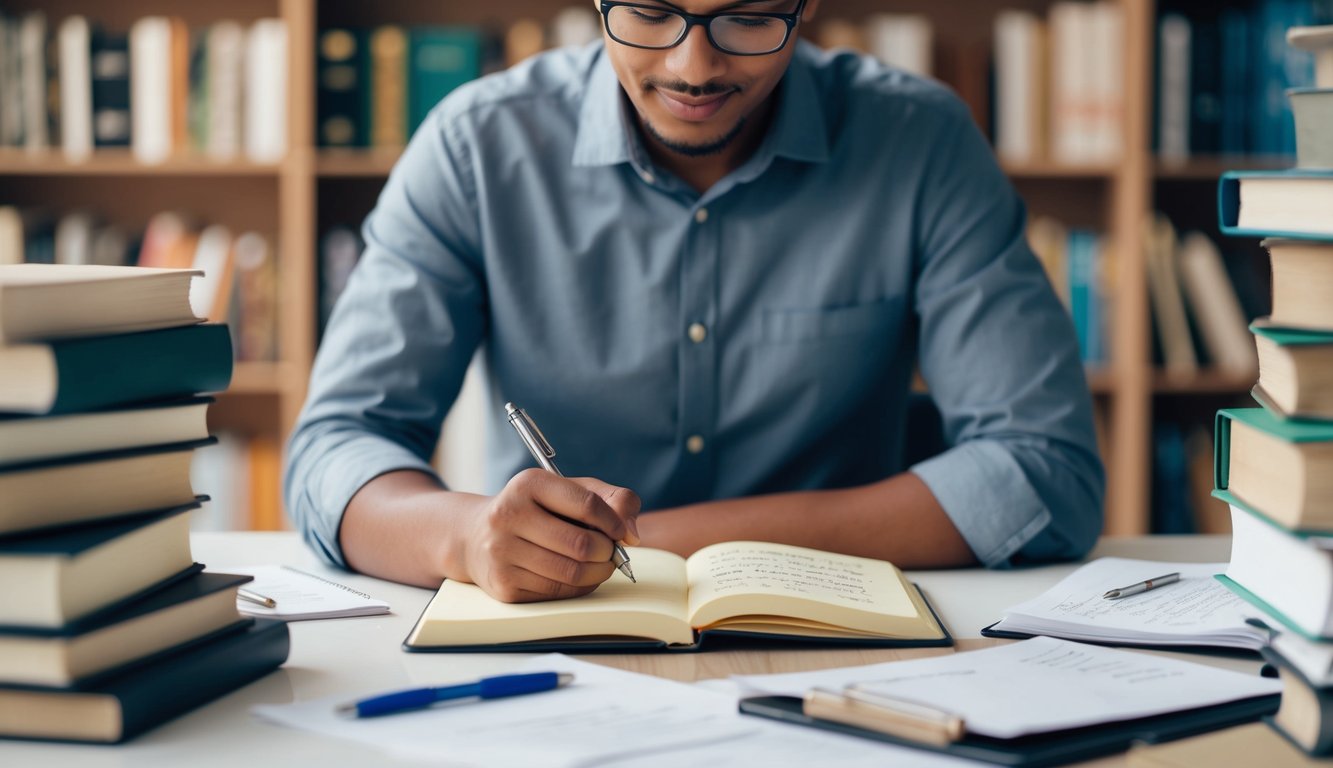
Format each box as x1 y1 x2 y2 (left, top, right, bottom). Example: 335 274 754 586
0 0 1271 535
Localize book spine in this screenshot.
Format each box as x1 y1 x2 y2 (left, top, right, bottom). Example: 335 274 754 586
316 28 365 148
368 26 407 148
46 324 234 415
90 30 130 148
408 28 482 136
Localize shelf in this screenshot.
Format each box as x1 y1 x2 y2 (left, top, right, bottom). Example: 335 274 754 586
0 150 282 177
1154 156 1291 181
1151 369 1256 394
317 150 403 178
227 362 299 396
1001 160 1118 180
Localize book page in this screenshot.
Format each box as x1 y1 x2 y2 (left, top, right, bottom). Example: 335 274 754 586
407 547 694 647
684 542 934 638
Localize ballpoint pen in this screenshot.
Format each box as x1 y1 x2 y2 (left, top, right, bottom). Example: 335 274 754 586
336 672 575 718
505 402 636 583
237 588 277 608
1102 572 1181 600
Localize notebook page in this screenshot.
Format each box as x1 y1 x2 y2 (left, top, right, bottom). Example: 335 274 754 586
210 564 390 620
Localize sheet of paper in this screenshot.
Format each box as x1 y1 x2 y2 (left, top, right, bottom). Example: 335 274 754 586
208 564 390 620
733 636 1280 739
990 558 1267 648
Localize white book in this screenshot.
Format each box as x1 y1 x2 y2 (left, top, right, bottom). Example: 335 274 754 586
53 211 96 265
244 19 287 163
209 565 390 621
206 22 244 160
130 17 173 164
18 12 48 153
1157 14 1191 162
1227 503 1333 640
865 14 933 78
550 7 601 48
1088 1 1124 162
58 16 92 161
1048 3 1083 163
994 11 1043 163
188 224 233 322
1176 232 1256 375
0 17 16 147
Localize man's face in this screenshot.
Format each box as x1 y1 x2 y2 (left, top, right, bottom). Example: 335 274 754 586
597 0 818 158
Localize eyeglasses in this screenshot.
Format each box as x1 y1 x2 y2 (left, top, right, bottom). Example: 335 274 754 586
599 1 806 56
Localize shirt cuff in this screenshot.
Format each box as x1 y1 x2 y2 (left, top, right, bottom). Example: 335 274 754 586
910 440 1052 568
290 434 437 569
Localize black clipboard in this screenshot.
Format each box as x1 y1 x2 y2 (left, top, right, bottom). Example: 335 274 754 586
978 621 1263 659
738 692 1279 767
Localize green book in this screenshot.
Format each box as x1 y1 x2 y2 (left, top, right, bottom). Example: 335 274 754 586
1251 322 1333 421
1213 408 1333 531
408 26 482 135
0 324 233 415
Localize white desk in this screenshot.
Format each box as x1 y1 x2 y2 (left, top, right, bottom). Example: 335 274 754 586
0 534 1244 767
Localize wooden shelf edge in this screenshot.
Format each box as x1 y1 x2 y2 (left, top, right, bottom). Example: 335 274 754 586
1001 160 1118 180
1154 155 1292 181
1152 369 1257 394
316 150 403 178
0 150 282 177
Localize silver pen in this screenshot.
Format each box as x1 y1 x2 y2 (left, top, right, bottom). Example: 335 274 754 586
1102 572 1180 600
505 402 636 583
238 587 277 608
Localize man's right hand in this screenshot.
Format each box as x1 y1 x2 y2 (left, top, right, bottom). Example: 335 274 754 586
459 469 641 603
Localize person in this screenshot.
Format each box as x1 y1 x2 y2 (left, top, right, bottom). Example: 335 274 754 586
284 0 1104 602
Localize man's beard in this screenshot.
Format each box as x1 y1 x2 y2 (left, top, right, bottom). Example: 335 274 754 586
642 116 747 157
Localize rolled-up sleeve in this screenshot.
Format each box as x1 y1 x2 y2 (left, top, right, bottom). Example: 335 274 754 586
907 100 1105 567
283 106 485 569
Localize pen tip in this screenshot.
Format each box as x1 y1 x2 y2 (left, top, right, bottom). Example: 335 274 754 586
557 672 575 687
335 703 359 717
1103 590 1118 599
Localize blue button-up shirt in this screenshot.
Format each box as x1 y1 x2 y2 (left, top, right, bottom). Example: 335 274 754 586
285 41 1104 570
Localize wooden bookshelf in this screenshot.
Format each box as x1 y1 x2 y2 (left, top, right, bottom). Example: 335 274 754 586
0 0 1250 535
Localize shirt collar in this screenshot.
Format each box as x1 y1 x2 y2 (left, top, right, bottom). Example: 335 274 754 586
572 42 830 170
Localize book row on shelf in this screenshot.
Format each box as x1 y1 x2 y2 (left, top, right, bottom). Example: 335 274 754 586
0 206 279 363
0 264 288 742
1156 0 1333 161
0 9 288 163
1209 23 1333 759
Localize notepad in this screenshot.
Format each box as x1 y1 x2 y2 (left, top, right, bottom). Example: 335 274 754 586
984 558 1269 651
209 565 389 621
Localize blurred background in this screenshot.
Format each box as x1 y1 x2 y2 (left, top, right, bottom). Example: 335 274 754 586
0 0 1322 535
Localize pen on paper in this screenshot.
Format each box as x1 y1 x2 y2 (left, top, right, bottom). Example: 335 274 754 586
238 587 277 608
337 672 575 718
1102 572 1181 600
505 402 636 583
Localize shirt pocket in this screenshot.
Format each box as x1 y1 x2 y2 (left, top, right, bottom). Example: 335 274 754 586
762 298 901 345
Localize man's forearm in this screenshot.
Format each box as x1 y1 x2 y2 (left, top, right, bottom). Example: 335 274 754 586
636 472 977 569
340 470 487 589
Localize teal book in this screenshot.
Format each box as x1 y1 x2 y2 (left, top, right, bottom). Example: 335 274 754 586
0 323 233 415
1251 322 1333 420
1213 408 1333 531
408 26 481 134
0 618 288 743
1218 170 1333 240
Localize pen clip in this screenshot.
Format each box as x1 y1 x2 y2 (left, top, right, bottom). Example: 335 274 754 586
507 404 557 461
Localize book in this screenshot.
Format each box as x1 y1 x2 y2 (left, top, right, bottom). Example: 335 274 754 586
994 11 1046 164
89 30 130 148
367 25 408 149
243 19 287 162
316 28 365 147
0 502 201 629
404 542 950 651
0 400 209 464
1220 493 1333 640
0 572 251 687
863 14 932 77
1289 25 1333 89
1291 88 1333 170
1264 238 1333 332
0 617 288 743
1219 170 1333 240
982 557 1266 651
1144 214 1198 374
211 565 390 621
57 16 93 162
204 21 244 160
1273 626 1333 688
1214 408 1333 531
0 322 232 415
1177 232 1256 375
129 17 174 164
1128 722 1325 768
0 441 210 537
408 27 482 135
1264 646 1333 756
0 263 202 344
1252 324 1333 420
230 232 277 362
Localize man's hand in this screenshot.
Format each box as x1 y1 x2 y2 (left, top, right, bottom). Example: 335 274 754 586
460 469 641 603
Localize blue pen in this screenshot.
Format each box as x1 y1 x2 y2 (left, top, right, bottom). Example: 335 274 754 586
336 672 575 718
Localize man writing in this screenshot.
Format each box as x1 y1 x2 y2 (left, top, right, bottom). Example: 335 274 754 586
285 0 1104 601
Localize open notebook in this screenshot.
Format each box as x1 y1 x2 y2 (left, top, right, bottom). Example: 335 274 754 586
404 541 950 652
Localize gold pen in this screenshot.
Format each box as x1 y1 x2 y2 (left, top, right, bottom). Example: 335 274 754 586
505 402 636 583
238 587 277 608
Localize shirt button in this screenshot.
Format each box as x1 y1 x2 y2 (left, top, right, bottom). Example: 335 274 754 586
687 323 707 344
640 171 655 184
695 208 709 224
686 435 706 454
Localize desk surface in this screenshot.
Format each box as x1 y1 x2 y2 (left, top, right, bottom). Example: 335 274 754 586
1 534 1245 767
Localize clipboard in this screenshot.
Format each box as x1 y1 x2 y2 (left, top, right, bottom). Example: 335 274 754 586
738 692 1279 767
977 621 1262 658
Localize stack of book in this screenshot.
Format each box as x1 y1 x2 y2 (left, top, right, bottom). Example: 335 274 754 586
1212 24 1333 759
0 263 288 743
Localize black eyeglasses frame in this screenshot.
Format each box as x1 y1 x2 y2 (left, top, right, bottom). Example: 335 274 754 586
597 0 807 57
